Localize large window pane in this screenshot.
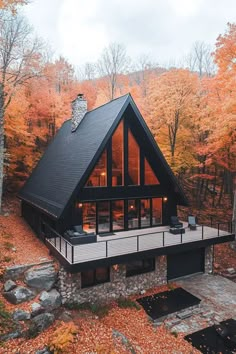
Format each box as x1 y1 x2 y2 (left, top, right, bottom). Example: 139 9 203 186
152 198 162 225
112 121 124 186
112 200 124 231
96 267 110 283
86 150 107 187
98 201 110 233
81 270 94 288
144 158 160 185
141 199 151 227
128 199 139 229
81 268 110 288
126 258 155 277
82 202 96 233
128 130 140 185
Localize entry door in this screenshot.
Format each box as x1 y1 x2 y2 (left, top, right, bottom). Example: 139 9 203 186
167 248 205 280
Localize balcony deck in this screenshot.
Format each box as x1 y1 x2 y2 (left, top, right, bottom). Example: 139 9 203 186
45 222 235 267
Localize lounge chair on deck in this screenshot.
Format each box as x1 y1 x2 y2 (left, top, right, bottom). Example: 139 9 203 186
170 216 183 229
188 215 197 230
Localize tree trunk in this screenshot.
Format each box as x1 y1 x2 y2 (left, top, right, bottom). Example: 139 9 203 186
230 190 236 250
0 83 5 213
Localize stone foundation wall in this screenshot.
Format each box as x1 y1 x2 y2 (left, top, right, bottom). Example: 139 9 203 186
58 255 167 304
204 245 214 274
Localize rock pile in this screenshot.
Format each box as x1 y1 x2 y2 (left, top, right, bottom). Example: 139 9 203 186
1 261 61 343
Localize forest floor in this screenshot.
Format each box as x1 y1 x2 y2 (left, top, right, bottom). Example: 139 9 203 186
0 195 235 353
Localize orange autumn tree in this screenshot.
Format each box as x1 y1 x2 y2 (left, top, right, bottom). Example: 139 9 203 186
5 56 80 189
0 0 28 12
148 69 199 172
205 23 236 204
0 11 42 209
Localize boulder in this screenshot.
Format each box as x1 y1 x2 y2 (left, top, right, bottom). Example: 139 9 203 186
4 264 31 280
4 279 17 292
31 302 44 317
58 310 73 323
25 265 57 291
30 313 55 334
39 289 62 310
12 309 31 321
0 330 22 342
35 348 51 354
3 286 35 304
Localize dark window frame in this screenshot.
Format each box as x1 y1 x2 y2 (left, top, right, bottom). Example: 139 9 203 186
81 267 110 288
81 197 163 234
126 258 155 277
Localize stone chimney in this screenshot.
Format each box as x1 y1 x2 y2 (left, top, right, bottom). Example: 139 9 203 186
71 93 87 132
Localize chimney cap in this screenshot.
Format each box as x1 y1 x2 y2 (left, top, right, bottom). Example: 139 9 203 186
72 93 85 103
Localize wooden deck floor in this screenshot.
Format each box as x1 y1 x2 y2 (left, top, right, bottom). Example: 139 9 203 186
47 223 233 265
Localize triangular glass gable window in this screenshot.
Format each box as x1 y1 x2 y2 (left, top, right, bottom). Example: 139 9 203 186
86 150 107 187
128 129 140 185
112 120 124 186
144 158 160 185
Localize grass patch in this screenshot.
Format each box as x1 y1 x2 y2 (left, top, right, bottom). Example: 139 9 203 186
0 300 15 334
171 331 178 338
64 302 110 318
117 297 141 310
3 233 13 240
167 283 176 291
3 242 14 250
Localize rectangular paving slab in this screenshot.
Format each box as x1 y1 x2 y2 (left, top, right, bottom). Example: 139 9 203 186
137 287 201 320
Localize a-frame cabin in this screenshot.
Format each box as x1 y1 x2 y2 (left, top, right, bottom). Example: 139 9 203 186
19 94 234 303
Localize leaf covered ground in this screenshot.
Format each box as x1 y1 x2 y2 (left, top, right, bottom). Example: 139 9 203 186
0 197 235 353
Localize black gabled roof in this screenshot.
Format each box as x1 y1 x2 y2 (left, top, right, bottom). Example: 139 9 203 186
19 93 188 218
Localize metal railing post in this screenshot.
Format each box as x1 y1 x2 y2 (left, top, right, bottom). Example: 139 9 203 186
181 229 183 243
202 225 204 240
163 232 165 247
71 245 74 264
137 236 139 251
106 241 108 258
218 223 220 236
59 236 61 252
65 242 67 258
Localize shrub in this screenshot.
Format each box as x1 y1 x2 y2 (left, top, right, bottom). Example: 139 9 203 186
48 321 78 354
117 297 141 310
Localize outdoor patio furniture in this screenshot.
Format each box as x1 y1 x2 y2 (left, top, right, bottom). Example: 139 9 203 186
188 215 197 230
64 226 96 245
169 227 185 235
170 216 183 229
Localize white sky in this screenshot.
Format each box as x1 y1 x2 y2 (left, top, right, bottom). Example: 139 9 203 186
23 0 236 68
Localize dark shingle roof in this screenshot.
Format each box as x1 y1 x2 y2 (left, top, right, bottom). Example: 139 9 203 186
19 94 130 217
19 93 188 218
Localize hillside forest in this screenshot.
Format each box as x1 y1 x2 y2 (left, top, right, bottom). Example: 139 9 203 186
0 7 235 220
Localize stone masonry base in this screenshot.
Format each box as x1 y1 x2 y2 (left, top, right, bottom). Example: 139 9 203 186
58 246 214 305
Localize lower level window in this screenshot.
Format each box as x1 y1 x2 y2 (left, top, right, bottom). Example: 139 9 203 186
81 267 110 288
126 258 155 277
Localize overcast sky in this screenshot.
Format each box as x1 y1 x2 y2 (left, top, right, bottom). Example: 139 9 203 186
23 0 236 68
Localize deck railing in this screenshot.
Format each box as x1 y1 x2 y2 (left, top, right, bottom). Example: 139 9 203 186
43 221 234 265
